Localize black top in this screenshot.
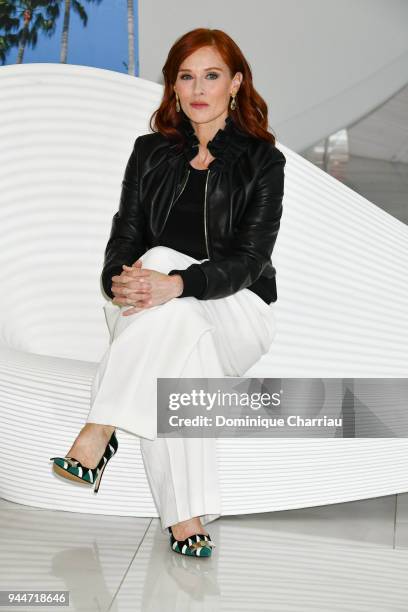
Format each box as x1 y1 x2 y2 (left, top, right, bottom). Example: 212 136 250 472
159 166 208 260
165 165 272 304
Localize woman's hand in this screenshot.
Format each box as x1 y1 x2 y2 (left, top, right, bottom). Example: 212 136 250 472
111 259 183 316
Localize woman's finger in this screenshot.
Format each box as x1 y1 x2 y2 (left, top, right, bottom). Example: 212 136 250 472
113 288 151 304
122 296 154 315
122 265 150 277
122 306 144 316
122 301 152 315
112 280 150 295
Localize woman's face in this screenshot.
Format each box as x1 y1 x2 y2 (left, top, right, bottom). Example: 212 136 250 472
174 46 242 126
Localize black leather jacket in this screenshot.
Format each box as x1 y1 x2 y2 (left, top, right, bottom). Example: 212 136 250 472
101 114 286 304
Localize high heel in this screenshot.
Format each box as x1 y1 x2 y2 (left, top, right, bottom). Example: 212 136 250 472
168 526 216 557
50 430 118 494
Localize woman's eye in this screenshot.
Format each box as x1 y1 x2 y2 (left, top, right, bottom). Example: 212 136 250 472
180 73 219 80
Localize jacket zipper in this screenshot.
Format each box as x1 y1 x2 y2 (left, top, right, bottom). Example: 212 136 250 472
161 167 190 232
204 169 210 259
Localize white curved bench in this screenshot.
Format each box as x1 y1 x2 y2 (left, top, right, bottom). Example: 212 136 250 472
0 63 407 519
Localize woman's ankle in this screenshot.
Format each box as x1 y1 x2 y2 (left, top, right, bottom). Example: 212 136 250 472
85 422 115 436
170 517 208 538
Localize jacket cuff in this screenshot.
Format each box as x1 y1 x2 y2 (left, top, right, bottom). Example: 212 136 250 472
168 264 207 298
101 266 123 300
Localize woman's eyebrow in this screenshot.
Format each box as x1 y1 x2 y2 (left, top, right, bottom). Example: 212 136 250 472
178 66 223 72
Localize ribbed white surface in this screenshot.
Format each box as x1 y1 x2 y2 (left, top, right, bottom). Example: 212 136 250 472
0 64 407 518
262 147 408 378
0 63 162 363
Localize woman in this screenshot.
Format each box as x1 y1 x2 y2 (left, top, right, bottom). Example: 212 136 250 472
50 28 286 558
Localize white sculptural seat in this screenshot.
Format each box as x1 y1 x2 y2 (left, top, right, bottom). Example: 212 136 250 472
0 63 407 519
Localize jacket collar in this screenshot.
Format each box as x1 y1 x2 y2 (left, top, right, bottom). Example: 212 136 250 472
169 113 251 171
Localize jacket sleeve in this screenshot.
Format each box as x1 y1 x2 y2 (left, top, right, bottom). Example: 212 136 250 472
168 148 286 300
101 136 147 299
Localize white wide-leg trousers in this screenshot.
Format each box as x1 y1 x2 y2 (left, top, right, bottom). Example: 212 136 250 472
86 246 277 532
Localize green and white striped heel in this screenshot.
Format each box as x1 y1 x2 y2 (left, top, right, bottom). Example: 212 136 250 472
168 526 216 557
50 430 118 494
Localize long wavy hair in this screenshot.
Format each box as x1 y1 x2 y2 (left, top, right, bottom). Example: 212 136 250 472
149 28 276 147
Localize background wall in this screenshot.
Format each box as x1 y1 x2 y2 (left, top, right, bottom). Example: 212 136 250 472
138 0 408 153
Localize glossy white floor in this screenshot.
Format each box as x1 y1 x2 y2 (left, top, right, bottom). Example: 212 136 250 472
1 493 408 611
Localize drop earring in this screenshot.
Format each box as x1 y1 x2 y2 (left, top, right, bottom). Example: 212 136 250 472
230 93 237 110
175 92 180 113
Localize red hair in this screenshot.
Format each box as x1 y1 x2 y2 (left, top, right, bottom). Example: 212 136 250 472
149 28 276 146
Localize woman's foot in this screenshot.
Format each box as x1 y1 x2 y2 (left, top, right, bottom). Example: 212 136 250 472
65 423 115 469
170 517 209 541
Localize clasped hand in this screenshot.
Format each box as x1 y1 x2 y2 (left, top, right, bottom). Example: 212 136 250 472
111 258 182 316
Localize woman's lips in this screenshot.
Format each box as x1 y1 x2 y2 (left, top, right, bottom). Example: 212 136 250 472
191 103 208 108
